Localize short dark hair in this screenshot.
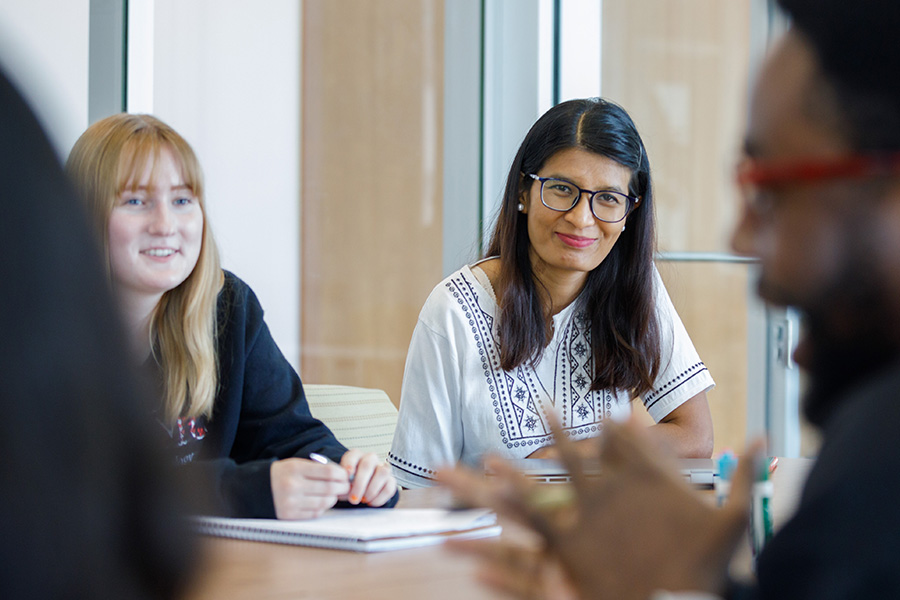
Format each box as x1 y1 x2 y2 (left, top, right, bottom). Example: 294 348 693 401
778 0 900 151
485 98 661 397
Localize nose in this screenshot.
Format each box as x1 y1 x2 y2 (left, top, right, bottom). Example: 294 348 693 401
565 192 596 228
148 201 176 235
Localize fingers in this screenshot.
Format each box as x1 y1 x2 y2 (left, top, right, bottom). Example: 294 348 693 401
703 438 765 562
334 449 365 503
439 458 556 539
342 450 398 506
449 538 539 568
724 439 766 522
543 412 588 490
441 456 528 514
361 464 398 506
437 462 502 509
338 448 364 474
438 458 524 517
448 539 545 600
347 451 375 503
599 416 648 467
270 458 350 520
598 416 681 485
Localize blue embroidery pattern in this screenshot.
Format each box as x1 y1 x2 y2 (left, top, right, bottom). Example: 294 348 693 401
643 362 709 411
446 272 609 450
388 451 437 480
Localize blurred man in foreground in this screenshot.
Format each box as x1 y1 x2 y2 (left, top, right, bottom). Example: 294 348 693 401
440 0 900 598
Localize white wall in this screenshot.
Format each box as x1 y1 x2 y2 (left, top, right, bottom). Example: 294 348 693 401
1 0 302 370
0 0 90 158
138 0 302 369
481 0 547 242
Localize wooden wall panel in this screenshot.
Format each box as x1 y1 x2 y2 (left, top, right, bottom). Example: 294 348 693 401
658 261 749 454
602 0 751 254
603 1 753 451
301 0 444 406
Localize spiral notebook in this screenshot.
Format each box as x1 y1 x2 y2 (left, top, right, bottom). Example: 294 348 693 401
193 508 501 553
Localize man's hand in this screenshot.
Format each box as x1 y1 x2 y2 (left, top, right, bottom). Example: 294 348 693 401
439 416 762 600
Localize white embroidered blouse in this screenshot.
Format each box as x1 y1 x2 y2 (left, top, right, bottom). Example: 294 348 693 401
388 263 715 488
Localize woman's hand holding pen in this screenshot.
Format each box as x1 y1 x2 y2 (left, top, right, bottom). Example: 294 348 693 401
270 457 350 520
271 451 397 519
337 449 398 507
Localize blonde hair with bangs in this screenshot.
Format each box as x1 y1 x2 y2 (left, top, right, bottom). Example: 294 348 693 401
67 113 223 425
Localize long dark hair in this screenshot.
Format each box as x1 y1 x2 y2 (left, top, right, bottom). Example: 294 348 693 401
485 98 660 397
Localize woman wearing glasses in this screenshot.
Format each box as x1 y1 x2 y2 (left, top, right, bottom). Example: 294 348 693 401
66 114 398 517
389 98 714 488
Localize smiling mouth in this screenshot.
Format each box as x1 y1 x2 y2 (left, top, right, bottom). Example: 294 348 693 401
556 233 595 248
143 248 178 257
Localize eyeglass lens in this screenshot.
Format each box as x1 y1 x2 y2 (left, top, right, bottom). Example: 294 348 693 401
540 178 630 223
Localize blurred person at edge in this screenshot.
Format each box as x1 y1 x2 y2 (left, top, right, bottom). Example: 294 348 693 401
0 67 197 598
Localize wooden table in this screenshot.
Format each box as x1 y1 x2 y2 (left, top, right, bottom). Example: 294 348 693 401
182 458 813 599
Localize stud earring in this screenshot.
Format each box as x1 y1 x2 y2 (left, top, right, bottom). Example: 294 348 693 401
517 203 525 212
621 224 626 232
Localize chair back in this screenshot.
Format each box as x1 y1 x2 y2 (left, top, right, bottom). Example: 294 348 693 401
304 384 398 461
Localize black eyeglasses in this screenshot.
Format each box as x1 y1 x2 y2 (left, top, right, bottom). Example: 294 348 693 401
527 174 639 223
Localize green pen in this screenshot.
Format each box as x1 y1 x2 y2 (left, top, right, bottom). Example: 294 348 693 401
750 457 774 559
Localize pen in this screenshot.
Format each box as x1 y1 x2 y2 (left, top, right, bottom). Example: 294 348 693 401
750 455 774 560
309 452 355 482
715 450 737 507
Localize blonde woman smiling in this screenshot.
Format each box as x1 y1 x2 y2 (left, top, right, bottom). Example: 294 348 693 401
67 113 397 518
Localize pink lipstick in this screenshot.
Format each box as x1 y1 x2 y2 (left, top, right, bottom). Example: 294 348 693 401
556 233 595 248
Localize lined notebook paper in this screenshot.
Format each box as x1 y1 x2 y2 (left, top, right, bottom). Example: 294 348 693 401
193 508 501 553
